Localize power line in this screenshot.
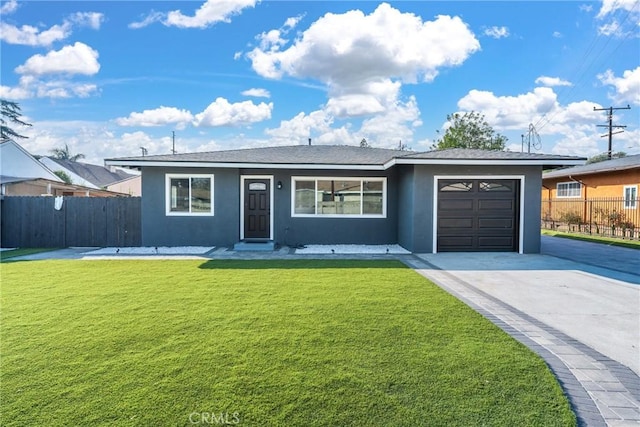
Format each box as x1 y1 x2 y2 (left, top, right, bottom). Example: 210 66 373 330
593 104 630 159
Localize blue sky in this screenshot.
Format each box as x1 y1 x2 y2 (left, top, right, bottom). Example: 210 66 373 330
1 0 639 164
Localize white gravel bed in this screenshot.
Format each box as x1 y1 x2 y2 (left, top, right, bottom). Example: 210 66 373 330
84 246 215 255
295 244 410 254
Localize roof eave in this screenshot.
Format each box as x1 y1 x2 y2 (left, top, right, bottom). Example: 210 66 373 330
393 158 586 167
104 160 388 170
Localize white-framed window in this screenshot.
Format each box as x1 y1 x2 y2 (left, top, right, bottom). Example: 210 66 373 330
166 174 214 216
557 181 581 198
624 185 637 209
291 177 386 218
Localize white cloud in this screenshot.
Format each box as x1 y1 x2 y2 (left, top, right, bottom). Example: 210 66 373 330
0 22 70 46
596 0 639 37
129 11 164 29
358 96 422 148
247 3 478 125
68 12 104 30
552 31 563 38
598 67 640 105
1 76 98 100
456 87 603 134
15 42 100 76
579 4 593 13
0 84 31 100
241 88 271 98
265 110 334 144
535 76 573 87
0 0 18 14
131 0 259 29
116 106 195 129
193 98 272 127
0 11 103 46
484 26 509 39
598 20 624 36
247 3 480 87
34 81 98 99
597 0 638 18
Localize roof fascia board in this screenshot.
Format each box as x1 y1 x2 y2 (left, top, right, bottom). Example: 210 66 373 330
394 158 585 166
543 165 639 179
104 160 388 170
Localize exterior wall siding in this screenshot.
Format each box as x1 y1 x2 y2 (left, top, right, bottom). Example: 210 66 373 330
141 167 239 247
411 164 543 254
397 165 415 251
140 164 543 253
542 169 640 199
140 167 398 248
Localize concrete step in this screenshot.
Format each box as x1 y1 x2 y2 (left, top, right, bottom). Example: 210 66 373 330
233 240 276 252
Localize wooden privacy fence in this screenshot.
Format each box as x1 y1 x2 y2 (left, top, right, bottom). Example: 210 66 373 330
1 196 141 248
541 197 640 239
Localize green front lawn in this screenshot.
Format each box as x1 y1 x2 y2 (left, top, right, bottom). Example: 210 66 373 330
0 248 57 261
1 260 575 426
542 230 640 249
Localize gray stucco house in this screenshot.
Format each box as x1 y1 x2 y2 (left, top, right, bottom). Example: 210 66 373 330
106 145 584 253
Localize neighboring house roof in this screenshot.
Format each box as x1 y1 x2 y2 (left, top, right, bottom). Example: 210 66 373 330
542 154 640 179
106 145 585 170
42 157 138 188
0 139 63 182
0 176 128 197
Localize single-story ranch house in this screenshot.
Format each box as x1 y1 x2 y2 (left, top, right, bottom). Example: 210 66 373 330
106 145 584 253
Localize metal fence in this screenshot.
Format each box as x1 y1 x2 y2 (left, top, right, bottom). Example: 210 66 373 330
1 196 142 248
541 197 640 239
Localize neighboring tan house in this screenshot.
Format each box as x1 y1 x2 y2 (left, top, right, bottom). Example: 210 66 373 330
40 157 142 196
542 155 640 206
106 145 584 253
0 139 124 197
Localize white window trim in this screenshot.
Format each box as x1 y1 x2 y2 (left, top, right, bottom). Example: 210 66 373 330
290 176 387 218
623 185 638 209
165 173 214 216
240 175 274 241
556 181 582 198
432 175 525 254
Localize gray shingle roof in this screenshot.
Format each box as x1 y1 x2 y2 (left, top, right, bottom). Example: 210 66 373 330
49 158 137 187
109 145 410 166
107 145 584 168
400 148 583 161
542 154 640 179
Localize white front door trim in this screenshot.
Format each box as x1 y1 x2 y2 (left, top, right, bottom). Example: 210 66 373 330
240 175 274 241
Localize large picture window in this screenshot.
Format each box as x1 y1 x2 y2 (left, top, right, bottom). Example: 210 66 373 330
166 174 214 216
292 177 386 217
557 182 581 198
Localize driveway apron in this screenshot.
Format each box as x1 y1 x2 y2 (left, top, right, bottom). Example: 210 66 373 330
406 237 639 426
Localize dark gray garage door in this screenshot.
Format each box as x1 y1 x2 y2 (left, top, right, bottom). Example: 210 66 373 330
437 179 519 252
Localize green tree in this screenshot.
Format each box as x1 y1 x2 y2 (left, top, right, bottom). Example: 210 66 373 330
360 138 370 148
586 152 626 164
1 99 32 140
53 170 72 184
433 111 507 150
50 143 85 162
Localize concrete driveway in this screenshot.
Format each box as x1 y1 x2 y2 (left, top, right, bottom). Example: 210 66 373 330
410 236 639 425
417 236 639 374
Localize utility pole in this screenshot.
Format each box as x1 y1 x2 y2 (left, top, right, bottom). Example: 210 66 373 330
171 131 177 155
593 105 630 159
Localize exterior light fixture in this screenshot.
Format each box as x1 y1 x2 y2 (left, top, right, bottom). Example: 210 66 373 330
277 181 283 190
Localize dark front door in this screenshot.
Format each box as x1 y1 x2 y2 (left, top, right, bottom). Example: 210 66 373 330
244 179 270 240
437 179 519 252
